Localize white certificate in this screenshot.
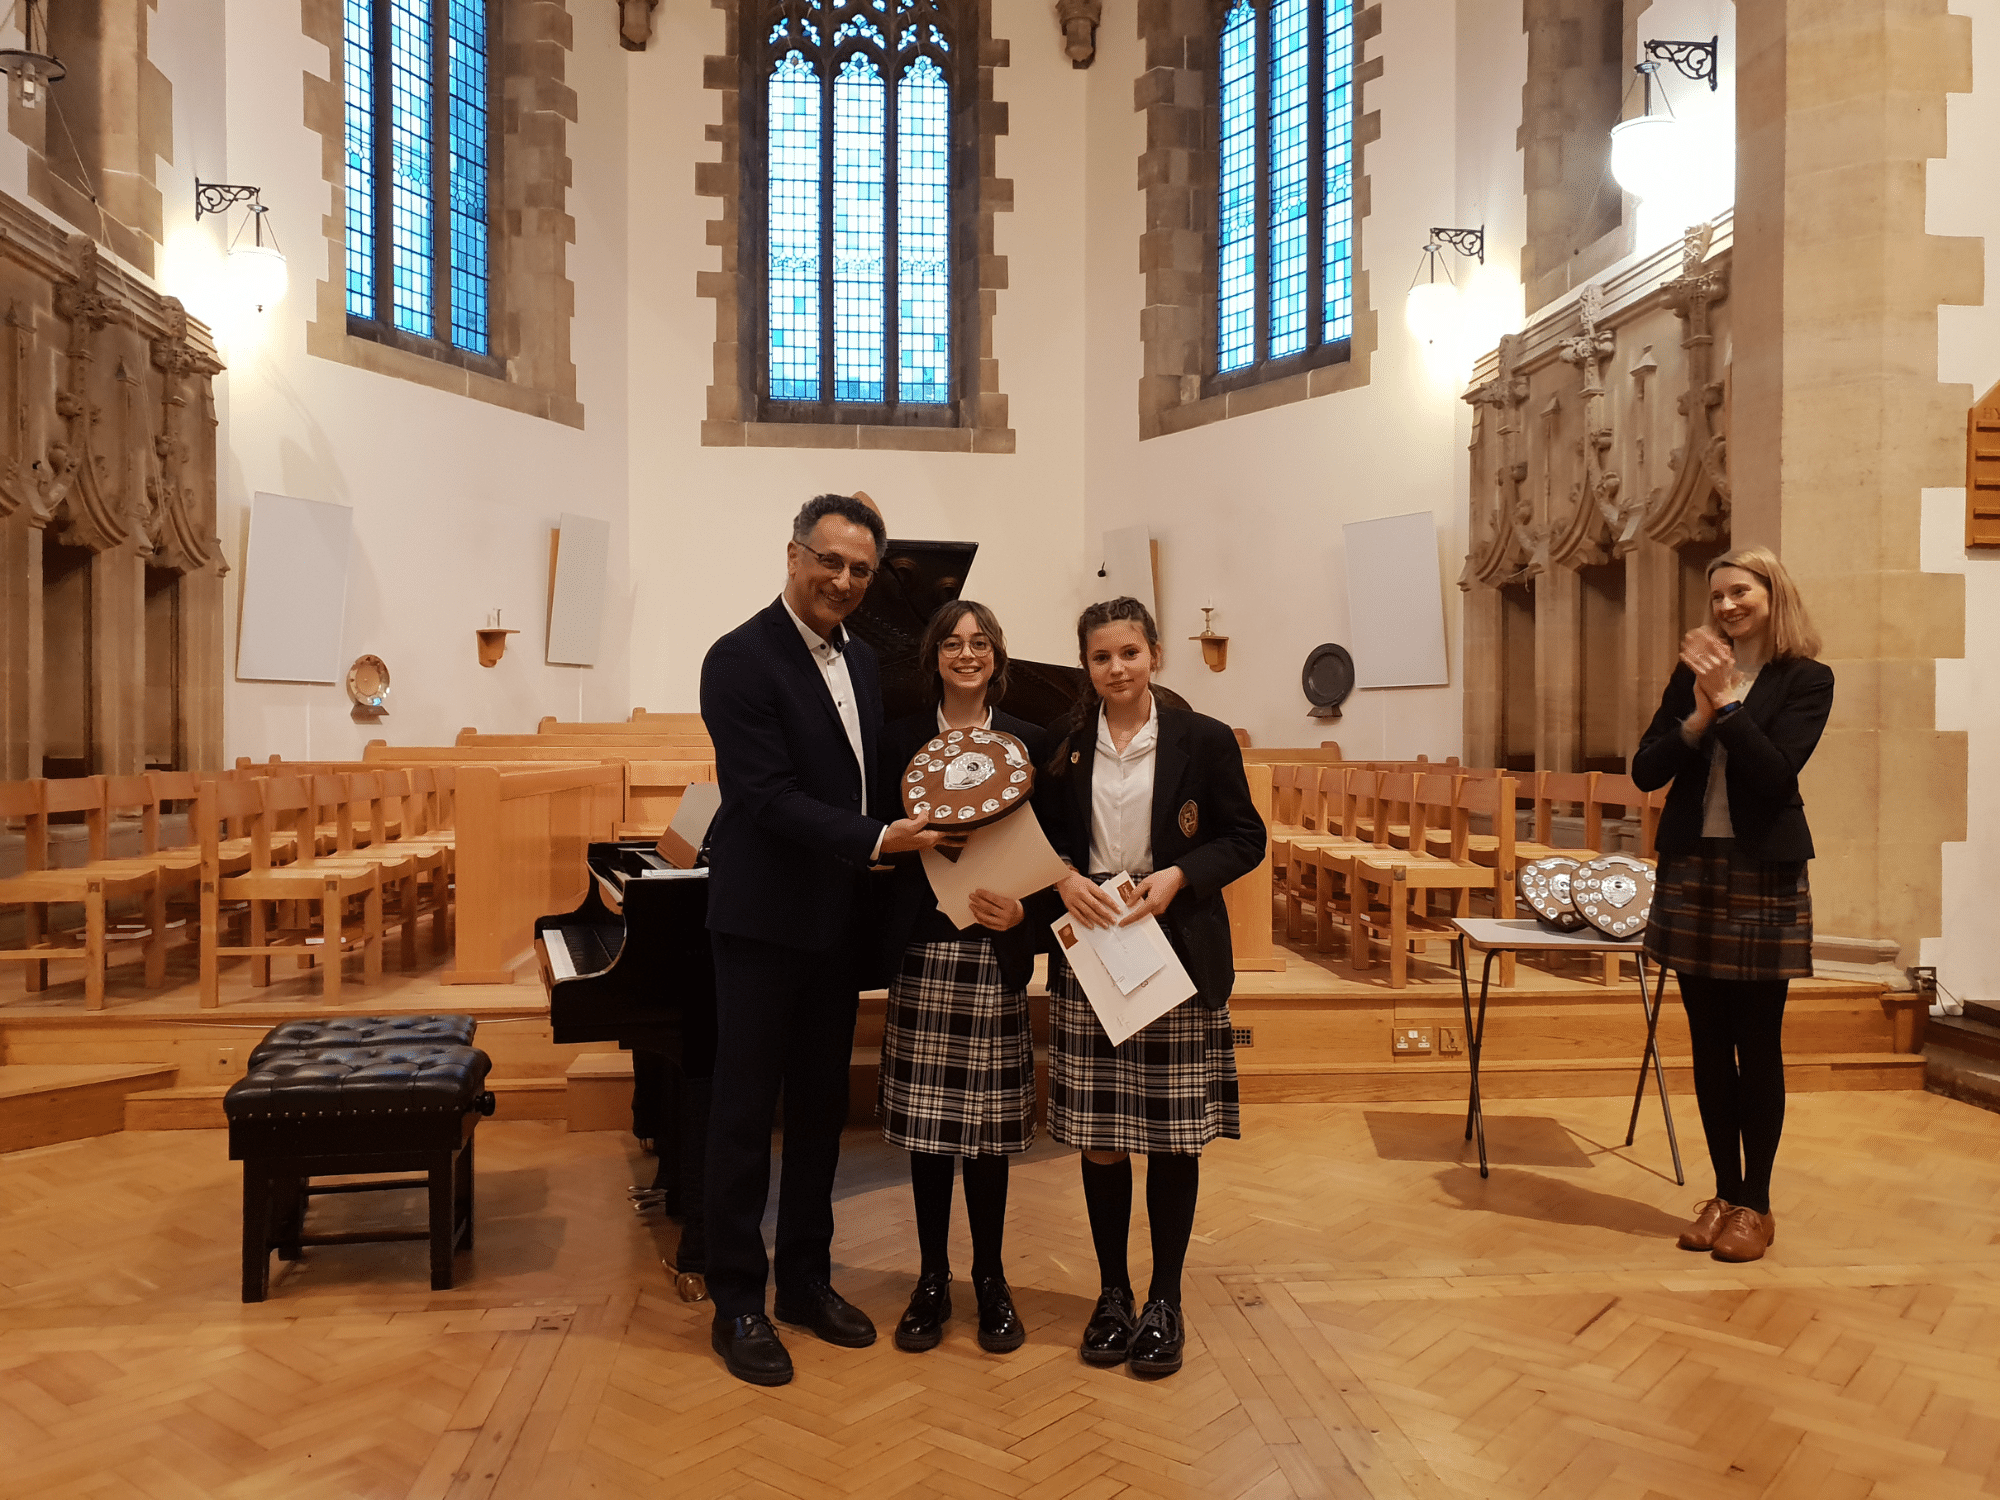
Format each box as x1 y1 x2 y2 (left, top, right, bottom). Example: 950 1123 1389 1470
1071 871 1166 993
1052 906 1197 1047
920 806 1071 930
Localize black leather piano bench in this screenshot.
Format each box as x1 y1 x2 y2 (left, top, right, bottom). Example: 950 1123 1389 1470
245 1014 479 1069
224 1043 496 1303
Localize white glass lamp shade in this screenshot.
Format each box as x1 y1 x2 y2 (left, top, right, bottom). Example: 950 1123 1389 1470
1609 114 1684 202
229 242 288 312
1405 279 1459 346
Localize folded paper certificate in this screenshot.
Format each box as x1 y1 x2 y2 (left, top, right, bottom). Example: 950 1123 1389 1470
920 806 1070 931
1052 892 1197 1047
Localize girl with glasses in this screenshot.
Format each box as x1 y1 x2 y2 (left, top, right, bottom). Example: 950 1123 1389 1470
875 600 1048 1355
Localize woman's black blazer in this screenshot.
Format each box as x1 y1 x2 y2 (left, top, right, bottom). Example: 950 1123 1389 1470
1632 656 1835 862
873 708 1049 992
1033 703 1267 1010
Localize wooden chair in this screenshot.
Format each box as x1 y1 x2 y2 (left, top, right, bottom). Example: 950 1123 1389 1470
0 778 161 1008
1286 767 1379 954
1352 774 1519 988
200 777 386 1006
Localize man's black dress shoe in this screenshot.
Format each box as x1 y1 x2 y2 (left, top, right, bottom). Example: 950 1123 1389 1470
1079 1286 1137 1367
774 1280 878 1348
1127 1298 1184 1378
712 1313 793 1386
895 1272 952 1352
973 1275 1025 1353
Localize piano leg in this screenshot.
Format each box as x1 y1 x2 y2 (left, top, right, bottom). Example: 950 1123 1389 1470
675 1075 711 1286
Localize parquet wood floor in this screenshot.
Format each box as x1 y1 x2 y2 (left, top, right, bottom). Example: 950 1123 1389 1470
4 1089 1999 1498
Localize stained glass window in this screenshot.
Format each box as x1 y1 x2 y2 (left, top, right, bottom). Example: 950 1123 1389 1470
759 0 957 413
343 0 492 355
1215 0 1356 377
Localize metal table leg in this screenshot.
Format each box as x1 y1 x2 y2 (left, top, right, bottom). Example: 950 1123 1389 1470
1622 951 1684 1186
1459 938 1496 1178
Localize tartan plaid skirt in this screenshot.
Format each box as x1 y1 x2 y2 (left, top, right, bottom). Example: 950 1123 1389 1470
1047 952 1240 1156
1642 840 1814 981
878 937 1036 1157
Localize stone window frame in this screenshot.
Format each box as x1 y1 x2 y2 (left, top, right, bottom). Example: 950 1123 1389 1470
699 0 1015 453
302 0 583 428
1137 0 1382 441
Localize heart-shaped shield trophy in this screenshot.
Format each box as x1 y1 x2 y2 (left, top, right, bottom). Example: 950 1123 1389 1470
902 727 1035 861
1519 856 1587 931
1572 854 1656 939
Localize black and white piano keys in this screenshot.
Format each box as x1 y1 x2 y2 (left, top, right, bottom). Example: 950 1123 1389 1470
536 842 718 1301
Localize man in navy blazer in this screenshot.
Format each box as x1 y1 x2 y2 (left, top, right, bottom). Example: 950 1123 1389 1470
699 494 942 1387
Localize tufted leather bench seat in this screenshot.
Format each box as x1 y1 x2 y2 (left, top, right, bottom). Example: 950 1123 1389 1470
245 1014 478 1069
225 1042 495 1301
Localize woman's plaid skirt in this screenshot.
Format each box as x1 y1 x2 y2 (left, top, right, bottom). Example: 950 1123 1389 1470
1642 839 1813 981
878 937 1036 1157
1046 952 1240 1156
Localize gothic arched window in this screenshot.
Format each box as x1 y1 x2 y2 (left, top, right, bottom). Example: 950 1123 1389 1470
343 0 493 357
1214 0 1355 382
757 0 960 420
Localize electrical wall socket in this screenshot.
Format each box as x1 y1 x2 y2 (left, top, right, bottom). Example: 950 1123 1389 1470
1392 1026 1434 1057
1437 1026 1463 1055
169 1038 243 1082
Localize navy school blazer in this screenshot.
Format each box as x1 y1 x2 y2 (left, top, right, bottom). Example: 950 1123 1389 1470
699 598 885 953
873 708 1051 993
1031 703 1267 1010
1631 656 1835 863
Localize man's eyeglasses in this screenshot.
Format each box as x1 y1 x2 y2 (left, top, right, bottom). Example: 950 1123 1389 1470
939 638 994 658
800 545 876 584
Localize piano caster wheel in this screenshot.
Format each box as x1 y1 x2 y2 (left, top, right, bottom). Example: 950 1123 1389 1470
674 1271 708 1304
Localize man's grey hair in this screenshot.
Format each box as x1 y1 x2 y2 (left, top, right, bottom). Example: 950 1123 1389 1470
792 494 888 560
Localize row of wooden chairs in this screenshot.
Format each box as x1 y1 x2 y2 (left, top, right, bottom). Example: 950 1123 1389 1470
1266 765 1664 989
0 766 457 1009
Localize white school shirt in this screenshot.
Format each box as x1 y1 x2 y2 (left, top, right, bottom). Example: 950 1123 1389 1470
1088 699 1159 878
782 596 885 858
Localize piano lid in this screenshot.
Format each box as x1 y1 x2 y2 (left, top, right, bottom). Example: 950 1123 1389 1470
848 537 1086 728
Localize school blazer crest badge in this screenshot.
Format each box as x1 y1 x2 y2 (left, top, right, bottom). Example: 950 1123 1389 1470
1178 799 1199 838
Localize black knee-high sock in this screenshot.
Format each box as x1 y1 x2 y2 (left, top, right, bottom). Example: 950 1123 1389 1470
961 1154 1009 1282
1732 980 1789 1214
1679 973 1746 1205
1078 1156 1132 1294
1144 1154 1200 1308
910 1151 955 1277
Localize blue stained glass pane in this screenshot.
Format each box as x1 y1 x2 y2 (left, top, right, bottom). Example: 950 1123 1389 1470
387 0 434 338
832 53 885 403
896 56 949 405
768 50 823 401
1323 0 1355 342
446 0 488 353
1267 0 1309 358
1216 0 1257 373
343 0 376 319
833 14 884 45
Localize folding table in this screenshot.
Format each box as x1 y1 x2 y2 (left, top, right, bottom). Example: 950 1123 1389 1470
1449 917 1683 1184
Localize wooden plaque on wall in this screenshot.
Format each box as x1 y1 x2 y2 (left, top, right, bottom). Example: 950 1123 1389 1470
1970 380 2000 549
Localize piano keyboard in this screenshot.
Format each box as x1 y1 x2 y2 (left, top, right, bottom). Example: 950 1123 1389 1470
544 924 617 982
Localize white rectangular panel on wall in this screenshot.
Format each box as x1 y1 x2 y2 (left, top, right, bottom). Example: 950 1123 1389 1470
1342 511 1449 689
1096 524 1156 617
547 512 610 667
235 492 354 683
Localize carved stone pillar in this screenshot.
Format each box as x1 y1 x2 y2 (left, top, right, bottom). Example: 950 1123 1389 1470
1461 585 1503 770
1533 566 1581 774
90 540 147 776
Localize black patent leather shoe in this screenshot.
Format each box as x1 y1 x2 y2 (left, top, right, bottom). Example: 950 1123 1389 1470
774 1280 878 1348
894 1271 952 1352
1079 1286 1137 1367
711 1313 793 1386
1127 1298 1185 1378
974 1275 1025 1353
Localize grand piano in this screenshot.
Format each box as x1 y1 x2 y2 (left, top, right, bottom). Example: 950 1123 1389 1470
535 536 1091 1299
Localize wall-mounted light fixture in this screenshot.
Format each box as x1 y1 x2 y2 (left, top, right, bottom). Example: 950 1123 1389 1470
1405 226 1484 345
0 1 62 111
197 179 288 313
1610 38 1721 204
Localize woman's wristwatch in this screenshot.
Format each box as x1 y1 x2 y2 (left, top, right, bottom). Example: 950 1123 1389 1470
1715 700 1744 721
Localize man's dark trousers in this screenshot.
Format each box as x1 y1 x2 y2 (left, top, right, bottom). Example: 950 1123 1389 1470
703 928 862 1320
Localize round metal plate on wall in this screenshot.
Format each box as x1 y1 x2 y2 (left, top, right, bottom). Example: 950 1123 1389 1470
346 654 391 710
1573 854 1655 939
1519 855 1587 930
1301 642 1355 719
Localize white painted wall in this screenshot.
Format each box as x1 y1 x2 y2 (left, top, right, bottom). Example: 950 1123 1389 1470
1924 0 2000 1005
